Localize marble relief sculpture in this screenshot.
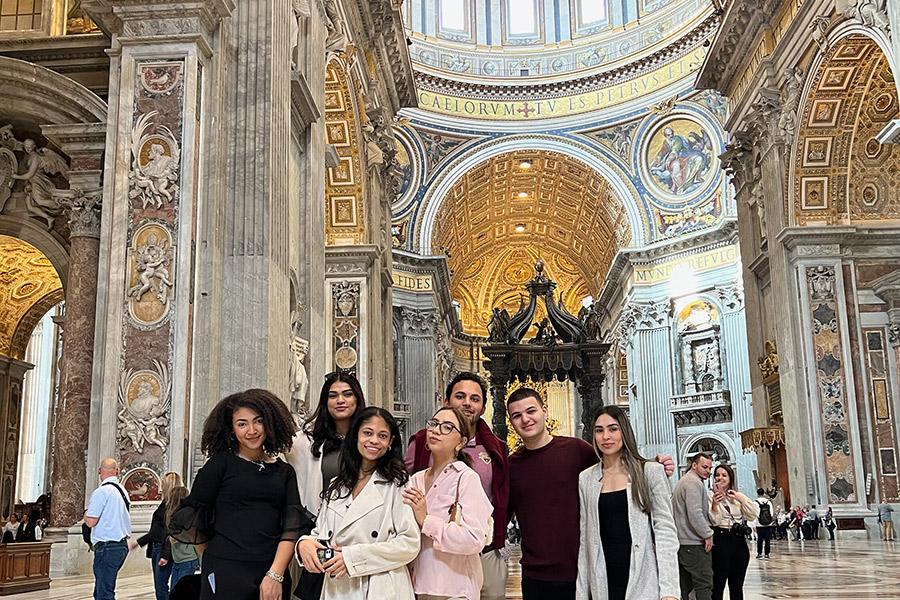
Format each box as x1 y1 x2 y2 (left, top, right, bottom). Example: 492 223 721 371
842 0 890 35
289 309 310 417
117 361 171 454
129 233 174 304
128 111 181 209
0 128 69 228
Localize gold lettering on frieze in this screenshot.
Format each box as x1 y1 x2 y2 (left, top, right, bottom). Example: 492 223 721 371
391 270 434 292
418 49 706 121
632 244 739 285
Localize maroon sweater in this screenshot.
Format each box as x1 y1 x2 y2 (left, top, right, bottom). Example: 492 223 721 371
509 436 596 582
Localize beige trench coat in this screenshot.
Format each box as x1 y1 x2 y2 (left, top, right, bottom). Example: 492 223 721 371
303 472 420 600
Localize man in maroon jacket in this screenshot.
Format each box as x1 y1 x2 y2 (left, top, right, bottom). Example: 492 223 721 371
405 371 509 600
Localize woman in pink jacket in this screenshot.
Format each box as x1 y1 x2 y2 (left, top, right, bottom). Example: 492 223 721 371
402 406 493 600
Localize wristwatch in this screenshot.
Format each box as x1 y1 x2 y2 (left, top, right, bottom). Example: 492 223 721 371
265 570 285 583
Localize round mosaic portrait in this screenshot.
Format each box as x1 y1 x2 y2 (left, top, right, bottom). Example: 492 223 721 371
643 117 716 202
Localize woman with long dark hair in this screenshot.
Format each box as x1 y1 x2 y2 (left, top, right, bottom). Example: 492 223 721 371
295 406 419 599
169 389 312 600
709 463 758 600
576 405 679 600
285 371 366 513
403 406 493 600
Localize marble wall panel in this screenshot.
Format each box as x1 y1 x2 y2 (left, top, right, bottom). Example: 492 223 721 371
863 328 899 501
805 265 859 503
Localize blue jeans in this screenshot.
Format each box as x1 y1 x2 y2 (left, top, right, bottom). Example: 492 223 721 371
93 540 128 600
170 558 200 591
151 542 174 600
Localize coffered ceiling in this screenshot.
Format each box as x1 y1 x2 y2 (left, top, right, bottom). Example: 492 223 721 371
433 150 630 336
0 235 63 359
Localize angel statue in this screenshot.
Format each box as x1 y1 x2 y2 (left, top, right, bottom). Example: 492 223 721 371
117 363 171 453
128 112 180 209
129 233 174 304
10 138 69 228
487 307 511 343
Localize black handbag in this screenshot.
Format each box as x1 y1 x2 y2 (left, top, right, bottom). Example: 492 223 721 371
295 569 324 600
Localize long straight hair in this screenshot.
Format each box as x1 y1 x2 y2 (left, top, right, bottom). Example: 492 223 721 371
324 407 409 501
592 405 653 513
164 486 189 527
304 371 366 458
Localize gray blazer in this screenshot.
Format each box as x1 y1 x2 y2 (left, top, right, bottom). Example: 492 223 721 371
576 461 681 600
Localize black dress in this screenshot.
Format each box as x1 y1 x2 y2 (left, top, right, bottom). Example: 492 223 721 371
598 489 632 600
170 452 313 600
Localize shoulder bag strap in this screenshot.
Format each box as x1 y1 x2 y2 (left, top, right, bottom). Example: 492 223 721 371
102 481 131 512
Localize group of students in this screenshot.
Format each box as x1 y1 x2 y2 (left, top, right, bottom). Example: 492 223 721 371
132 369 780 600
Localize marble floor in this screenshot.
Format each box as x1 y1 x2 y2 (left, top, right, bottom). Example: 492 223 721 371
13 538 899 599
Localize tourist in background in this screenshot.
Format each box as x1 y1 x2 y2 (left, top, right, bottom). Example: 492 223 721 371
2 513 19 543
16 509 43 542
285 371 367 513
824 506 836 541
130 471 183 600
709 464 758 600
755 488 774 559
672 452 715 600
84 458 132 600
404 406 493 600
405 372 509 600
575 405 679 600
161 485 199 591
169 389 312 600
775 508 788 540
878 499 894 541
296 406 419 599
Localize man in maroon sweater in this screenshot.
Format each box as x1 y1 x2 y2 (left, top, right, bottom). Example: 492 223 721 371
507 387 675 599
405 371 509 600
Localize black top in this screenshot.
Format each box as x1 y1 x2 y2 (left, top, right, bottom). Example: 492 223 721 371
137 501 167 558
170 452 312 561
598 489 631 600
320 447 341 495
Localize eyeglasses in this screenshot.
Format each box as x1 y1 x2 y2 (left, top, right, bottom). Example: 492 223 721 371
425 418 461 436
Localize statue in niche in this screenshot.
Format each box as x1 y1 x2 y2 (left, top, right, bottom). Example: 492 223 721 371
7 137 69 228
289 308 310 419
129 233 174 304
778 67 804 144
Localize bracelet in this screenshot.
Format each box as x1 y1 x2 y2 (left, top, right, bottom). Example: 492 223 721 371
265 570 284 583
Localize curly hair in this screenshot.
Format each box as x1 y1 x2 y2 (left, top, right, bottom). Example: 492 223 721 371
201 389 297 456
303 371 366 458
324 406 409 501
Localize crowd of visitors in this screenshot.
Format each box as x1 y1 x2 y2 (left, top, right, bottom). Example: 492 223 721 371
37 370 889 600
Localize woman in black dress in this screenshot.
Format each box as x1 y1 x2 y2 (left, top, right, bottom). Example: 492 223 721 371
170 389 312 600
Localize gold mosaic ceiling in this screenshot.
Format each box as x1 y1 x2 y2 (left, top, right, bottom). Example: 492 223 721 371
433 150 630 336
0 235 63 359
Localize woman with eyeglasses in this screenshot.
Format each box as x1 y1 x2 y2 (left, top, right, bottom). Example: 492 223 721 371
402 406 493 600
285 371 366 514
296 406 420 599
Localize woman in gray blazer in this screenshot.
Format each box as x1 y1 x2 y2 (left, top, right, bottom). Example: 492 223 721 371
576 406 680 600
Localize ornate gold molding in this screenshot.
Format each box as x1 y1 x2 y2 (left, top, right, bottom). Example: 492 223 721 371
740 426 786 453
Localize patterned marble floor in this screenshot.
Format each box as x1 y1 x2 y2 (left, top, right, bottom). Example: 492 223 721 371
11 538 899 599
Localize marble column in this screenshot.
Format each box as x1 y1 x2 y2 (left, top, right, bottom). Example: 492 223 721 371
396 308 439 436
623 300 677 459
49 191 101 527
0 357 31 517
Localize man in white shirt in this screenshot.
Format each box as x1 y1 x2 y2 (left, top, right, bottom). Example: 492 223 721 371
84 458 132 600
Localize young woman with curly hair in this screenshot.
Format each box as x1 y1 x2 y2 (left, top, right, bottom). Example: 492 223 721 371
169 389 312 600
285 371 366 513
296 406 420 599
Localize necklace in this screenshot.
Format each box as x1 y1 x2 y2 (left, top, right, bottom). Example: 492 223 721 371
237 452 268 472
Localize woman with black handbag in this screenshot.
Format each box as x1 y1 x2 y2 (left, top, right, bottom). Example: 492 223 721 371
709 463 759 600
169 389 314 600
